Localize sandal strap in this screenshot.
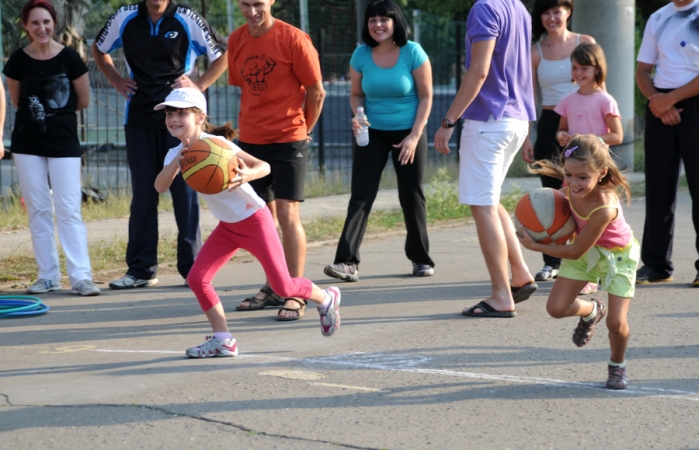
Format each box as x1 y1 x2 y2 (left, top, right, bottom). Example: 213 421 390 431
260 286 284 304
281 298 306 309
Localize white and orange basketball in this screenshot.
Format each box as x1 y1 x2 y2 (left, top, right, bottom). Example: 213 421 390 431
180 137 238 195
514 188 576 245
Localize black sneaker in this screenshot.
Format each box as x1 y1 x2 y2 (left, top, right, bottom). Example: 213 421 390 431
693 272 699 288
636 266 673 284
324 263 359 282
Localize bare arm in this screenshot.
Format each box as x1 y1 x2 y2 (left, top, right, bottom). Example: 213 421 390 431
394 59 433 165
649 73 699 117
73 73 90 111
600 114 623 146
172 52 229 91
303 81 326 136
556 115 569 146
636 61 683 125
635 62 658 100
434 39 495 154
155 148 184 193
349 66 365 115
348 67 368 136
91 42 137 100
522 44 540 163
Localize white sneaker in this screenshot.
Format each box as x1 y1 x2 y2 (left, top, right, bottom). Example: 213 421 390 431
109 275 158 289
318 286 341 337
535 265 559 282
186 336 238 358
26 279 62 294
71 279 102 296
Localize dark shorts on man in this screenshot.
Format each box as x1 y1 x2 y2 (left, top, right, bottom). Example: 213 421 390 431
238 140 309 203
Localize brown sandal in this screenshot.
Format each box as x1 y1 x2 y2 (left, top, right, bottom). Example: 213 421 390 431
276 298 306 321
235 286 285 311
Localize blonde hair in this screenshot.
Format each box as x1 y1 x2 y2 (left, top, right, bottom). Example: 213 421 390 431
527 134 631 203
164 106 238 141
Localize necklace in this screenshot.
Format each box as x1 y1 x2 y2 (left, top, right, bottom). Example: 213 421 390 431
542 32 574 60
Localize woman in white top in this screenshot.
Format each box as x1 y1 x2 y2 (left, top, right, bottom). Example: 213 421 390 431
521 0 596 284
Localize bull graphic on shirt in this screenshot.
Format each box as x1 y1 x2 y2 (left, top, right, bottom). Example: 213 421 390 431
241 55 276 93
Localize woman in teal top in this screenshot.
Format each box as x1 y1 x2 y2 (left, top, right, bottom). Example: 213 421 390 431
324 0 435 282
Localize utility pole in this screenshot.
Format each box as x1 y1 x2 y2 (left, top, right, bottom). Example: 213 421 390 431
300 0 309 33
573 0 635 171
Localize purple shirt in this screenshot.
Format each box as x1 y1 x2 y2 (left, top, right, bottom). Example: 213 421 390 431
463 0 536 122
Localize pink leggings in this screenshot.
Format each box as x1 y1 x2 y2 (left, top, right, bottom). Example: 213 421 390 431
188 207 313 311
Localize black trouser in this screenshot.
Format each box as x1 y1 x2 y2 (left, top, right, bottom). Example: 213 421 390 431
334 128 434 268
534 109 564 269
642 90 699 275
124 126 202 280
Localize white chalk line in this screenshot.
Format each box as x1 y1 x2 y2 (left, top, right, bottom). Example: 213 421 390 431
90 349 699 402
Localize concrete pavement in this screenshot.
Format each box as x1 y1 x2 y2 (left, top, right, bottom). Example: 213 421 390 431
2 174 699 449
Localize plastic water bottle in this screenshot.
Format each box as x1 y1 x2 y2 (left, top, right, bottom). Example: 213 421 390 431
355 106 369 147
681 41 699 69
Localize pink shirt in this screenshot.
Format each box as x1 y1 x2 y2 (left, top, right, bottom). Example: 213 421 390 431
555 91 620 136
568 194 632 250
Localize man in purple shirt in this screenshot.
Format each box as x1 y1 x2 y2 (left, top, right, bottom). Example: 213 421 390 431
435 0 538 318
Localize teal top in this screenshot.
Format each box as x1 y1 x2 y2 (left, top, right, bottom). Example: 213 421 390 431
350 41 428 131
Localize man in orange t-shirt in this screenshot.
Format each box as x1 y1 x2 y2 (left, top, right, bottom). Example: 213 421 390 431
228 0 326 321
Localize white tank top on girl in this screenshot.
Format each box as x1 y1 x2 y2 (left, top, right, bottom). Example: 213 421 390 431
164 132 266 223
536 34 580 106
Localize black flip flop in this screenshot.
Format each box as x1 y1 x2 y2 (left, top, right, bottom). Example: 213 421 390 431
511 281 539 304
462 300 516 318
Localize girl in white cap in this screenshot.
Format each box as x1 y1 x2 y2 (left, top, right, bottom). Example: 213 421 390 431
154 88 341 358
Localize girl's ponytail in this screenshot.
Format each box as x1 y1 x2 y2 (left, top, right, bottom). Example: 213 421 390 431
203 120 238 141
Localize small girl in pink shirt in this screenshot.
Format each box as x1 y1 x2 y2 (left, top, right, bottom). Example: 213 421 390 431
518 135 639 390
555 43 623 147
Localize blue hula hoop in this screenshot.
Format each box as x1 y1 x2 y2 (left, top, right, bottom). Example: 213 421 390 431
0 296 50 318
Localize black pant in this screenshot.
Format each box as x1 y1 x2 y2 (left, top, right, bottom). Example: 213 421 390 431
643 91 699 274
124 126 202 280
334 128 434 268
534 109 564 269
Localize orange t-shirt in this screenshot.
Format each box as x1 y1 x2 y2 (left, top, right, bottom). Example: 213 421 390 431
228 20 322 144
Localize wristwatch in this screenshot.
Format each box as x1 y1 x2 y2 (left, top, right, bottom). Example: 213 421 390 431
441 117 455 129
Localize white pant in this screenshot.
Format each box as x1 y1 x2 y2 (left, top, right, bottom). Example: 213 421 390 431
13 154 92 286
458 117 529 206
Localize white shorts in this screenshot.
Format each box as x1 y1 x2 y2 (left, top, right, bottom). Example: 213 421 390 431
458 117 528 206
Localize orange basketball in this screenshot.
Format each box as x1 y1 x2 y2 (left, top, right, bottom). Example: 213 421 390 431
180 137 238 195
514 188 576 245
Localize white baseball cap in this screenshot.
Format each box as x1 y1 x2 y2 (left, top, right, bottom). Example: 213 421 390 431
154 87 207 114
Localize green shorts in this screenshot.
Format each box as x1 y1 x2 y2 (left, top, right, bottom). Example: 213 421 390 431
558 237 640 298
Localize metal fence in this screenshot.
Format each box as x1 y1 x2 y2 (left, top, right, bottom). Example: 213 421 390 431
0 10 466 200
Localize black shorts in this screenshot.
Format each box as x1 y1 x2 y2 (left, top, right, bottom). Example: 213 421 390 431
238 140 308 203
